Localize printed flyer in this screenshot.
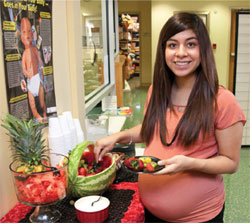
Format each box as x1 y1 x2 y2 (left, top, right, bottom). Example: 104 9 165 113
0 0 56 122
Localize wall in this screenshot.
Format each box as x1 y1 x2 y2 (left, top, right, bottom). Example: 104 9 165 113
151 0 250 88
118 0 152 86
0 27 17 218
54 1 85 124
0 0 85 218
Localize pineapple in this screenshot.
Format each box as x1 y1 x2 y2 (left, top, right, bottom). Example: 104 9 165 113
1 113 49 174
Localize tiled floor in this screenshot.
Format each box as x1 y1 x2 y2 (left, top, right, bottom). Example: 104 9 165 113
122 82 250 223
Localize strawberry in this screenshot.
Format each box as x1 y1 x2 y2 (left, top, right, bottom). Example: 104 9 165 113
124 157 144 171
78 167 87 176
82 151 95 165
138 159 144 171
130 159 141 171
124 158 133 169
96 167 103 173
124 158 134 169
100 155 112 169
146 163 155 172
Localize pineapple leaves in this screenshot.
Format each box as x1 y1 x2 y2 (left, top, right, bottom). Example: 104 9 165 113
1 113 49 165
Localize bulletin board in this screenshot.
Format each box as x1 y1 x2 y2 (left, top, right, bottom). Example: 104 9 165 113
0 0 57 122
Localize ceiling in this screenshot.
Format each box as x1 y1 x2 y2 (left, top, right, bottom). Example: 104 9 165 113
80 0 102 17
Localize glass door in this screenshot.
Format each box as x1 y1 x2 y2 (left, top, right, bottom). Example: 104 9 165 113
81 0 110 100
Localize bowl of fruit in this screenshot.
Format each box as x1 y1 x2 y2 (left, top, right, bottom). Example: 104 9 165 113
68 142 117 198
9 153 68 206
2 114 69 223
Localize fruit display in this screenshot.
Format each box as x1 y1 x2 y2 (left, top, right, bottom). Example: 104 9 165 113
68 142 116 198
78 146 112 177
2 113 68 205
124 156 164 173
10 155 68 205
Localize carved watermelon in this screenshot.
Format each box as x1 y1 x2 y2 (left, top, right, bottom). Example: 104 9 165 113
68 141 116 198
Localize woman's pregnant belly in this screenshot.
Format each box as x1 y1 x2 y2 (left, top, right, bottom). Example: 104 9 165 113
138 171 225 223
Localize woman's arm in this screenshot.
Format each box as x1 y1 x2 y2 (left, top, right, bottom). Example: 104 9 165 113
95 124 143 162
156 121 244 175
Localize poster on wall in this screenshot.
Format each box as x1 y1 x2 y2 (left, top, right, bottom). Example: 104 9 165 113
0 0 57 122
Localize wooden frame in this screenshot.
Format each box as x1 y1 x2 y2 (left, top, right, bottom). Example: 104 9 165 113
174 11 210 32
228 9 237 92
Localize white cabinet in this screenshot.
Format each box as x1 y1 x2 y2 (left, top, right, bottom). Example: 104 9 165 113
235 13 250 146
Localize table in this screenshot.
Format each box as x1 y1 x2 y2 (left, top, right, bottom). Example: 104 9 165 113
0 167 144 223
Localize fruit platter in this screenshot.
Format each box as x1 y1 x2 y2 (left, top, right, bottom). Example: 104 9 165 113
68 142 117 198
123 156 164 173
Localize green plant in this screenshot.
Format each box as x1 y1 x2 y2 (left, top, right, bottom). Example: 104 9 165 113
1 113 49 173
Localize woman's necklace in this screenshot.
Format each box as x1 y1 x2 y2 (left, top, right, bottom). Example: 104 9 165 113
160 128 179 146
160 105 184 146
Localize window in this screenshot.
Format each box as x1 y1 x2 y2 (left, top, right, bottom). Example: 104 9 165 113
81 0 117 113
113 0 119 56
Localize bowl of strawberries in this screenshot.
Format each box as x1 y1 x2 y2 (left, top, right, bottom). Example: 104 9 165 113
68 142 117 198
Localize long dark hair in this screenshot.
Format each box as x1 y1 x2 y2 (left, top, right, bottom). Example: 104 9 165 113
141 12 218 147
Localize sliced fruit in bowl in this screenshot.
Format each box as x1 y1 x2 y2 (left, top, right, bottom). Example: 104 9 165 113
1 113 69 222
10 153 68 205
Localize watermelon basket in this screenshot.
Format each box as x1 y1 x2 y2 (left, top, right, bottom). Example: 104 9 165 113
68 141 116 198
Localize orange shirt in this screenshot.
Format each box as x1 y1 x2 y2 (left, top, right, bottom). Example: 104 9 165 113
138 86 246 223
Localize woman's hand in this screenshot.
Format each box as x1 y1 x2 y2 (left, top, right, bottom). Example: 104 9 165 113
94 125 143 163
94 134 119 162
155 155 194 175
